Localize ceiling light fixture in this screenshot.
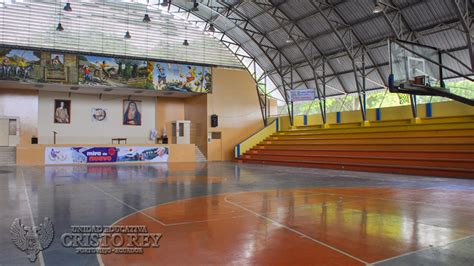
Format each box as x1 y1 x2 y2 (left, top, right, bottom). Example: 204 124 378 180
143 14 151 23
125 1 131 39
143 0 151 23
183 39 189 46
56 22 64 31
373 0 385 13
63 2 72 12
56 1 64 31
208 24 215 32
192 0 199 11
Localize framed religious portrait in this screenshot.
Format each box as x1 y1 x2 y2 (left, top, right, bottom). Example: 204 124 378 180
123 100 142 126
54 99 71 124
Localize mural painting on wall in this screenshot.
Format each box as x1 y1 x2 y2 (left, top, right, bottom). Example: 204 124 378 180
0 47 212 94
78 55 147 88
146 62 212 93
46 53 67 82
54 99 71 124
123 100 142 126
91 108 108 122
0 49 41 81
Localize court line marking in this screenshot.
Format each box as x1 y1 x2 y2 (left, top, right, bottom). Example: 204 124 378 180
19 168 46 266
88 183 250 227
92 185 473 265
293 187 474 212
370 235 474 265
88 183 166 226
224 195 369 265
225 191 334 204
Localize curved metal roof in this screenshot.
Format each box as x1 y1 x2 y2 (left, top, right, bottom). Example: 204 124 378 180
0 0 471 102
171 0 473 98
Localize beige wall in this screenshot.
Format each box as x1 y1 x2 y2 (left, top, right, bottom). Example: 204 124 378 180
184 94 208 157
156 98 185 144
0 88 38 144
38 91 156 144
207 67 263 161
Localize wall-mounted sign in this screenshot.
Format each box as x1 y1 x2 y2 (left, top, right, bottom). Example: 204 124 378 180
45 146 169 165
287 89 316 102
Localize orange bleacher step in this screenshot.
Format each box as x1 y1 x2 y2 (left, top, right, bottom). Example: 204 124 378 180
242 154 474 169
255 143 474 151
246 149 474 160
238 158 474 179
262 137 474 145
270 129 474 140
282 121 474 135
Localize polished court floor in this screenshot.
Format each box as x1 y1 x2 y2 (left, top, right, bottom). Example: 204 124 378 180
1 162 474 265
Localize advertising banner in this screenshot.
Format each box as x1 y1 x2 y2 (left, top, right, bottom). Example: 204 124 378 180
287 89 316 102
45 146 169 165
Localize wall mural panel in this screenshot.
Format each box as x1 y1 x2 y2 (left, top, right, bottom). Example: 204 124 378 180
147 62 212 93
78 55 147 88
0 46 212 94
0 49 42 81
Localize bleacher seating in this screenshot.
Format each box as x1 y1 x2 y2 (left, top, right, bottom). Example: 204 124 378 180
238 116 474 178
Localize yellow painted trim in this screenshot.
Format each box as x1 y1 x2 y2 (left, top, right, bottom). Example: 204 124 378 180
236 120 277 157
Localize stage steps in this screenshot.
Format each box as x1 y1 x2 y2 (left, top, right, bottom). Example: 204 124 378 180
0 146 16 165
238 116 474 178
195 146 207 162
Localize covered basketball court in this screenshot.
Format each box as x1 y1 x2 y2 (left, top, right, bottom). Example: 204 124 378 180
0 0 473 265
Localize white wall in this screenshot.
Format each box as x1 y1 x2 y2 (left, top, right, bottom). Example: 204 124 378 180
38 91 156 144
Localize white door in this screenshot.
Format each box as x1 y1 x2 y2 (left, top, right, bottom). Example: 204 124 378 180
0 119 9 146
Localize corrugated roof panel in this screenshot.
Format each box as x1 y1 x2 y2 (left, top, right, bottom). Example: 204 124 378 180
441 50 473 79
421 29 467 51
336 0 375 23
338 72 359 93
313 33 346 55
295 65 314 81
267 28 293 48
250 12 281 33
401 0 458 31
328 56 353 73
325 77 347 96
352 16 392 43
280 44 305 63
237 1 266 19
279 0 317 20
297 13 332 36
369 44 390 66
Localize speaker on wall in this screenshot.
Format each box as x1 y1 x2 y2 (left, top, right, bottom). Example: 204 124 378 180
211 114 218 128
31 137 38 144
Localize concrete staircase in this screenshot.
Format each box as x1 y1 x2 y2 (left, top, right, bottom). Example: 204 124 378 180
195 146 207 162
238 116 474 178
0 146 16 165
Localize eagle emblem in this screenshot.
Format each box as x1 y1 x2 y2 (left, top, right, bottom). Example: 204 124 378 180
10 217 54 262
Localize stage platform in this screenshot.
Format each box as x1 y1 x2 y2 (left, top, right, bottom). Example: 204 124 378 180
16 144 196 165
